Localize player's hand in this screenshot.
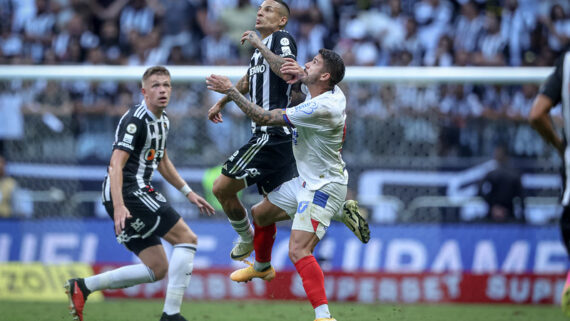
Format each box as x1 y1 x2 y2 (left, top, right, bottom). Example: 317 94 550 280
241 30 262 48
206 74 233 94
187 192 216 216
280 58 306 84
208 101 225 123
113 204 132 235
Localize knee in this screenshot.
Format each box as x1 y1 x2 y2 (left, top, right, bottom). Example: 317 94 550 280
288 245 306 264
150 262 168 281
251 205 263 226
187 231 198 245
212 177 228 200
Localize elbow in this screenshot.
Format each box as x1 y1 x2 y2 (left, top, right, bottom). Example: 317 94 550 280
528 110 541 128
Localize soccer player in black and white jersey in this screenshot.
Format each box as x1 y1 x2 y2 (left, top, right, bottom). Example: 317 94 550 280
65 66 215 321
529 51 570 316
207 0 370 263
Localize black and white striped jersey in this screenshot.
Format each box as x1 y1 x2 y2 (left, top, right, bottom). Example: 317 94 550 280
540 51 570 205
248 30 297 136
102 101 169 202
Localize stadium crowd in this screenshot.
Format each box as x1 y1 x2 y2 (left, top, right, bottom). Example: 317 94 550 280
0 0 568 221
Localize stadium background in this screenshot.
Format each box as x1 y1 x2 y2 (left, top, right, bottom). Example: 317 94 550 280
1 0 570 314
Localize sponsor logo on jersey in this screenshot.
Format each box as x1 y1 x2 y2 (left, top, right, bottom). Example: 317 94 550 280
280 38 290 46
292 101 318 115
146 149 156 161
123 134 133 144
126 123 137 134
249 64 266 76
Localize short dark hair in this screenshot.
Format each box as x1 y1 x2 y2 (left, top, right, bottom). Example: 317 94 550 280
318 48 345 88
274 0 290 17
142 66 170 86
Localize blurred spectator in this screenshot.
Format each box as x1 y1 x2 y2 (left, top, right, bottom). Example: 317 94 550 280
159 0 202 62
424 34 453 66
542 4 570 55
501 0 536 66
472 12 506 66
414 0 452 62
0 82 25 150
23 0 56 63
200 22 238 65
453 1 483 53
0 155 18 217
219 0 257 63
478 145 525 223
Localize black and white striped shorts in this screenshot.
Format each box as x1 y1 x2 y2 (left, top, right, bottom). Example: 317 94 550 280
103 187 181 255
221 133 297 195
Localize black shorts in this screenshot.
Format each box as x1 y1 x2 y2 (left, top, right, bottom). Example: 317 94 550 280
221 133 297 194
104 187 181 255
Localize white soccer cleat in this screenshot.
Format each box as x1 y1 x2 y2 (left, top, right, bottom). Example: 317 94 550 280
230 239 254 261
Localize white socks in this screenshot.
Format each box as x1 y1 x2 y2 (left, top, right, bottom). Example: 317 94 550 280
315 304 331 319
229 215 254 243
163 243 197 315
84 264 155 292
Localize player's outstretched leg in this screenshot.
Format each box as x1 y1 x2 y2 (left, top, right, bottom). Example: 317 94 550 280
230 260 276 282
341 200 370 243
64 278 90 321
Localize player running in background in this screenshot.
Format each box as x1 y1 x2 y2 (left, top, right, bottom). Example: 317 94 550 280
529 50 570 316
207 49 349 321
65 66 215 321
207 0 370 262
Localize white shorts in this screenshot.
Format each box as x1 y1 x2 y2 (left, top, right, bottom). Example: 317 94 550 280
267 176 347 239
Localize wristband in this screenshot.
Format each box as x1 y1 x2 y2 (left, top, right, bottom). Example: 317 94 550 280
180 184 192 196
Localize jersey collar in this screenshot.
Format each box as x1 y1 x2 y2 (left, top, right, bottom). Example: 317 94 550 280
141 100 161 121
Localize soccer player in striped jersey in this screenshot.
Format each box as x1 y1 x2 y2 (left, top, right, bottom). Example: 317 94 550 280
529 51 570 316
207 49 348 321
65 66 215 321
207 0 370 263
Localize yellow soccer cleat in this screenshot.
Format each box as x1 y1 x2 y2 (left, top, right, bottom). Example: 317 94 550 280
230 261 275 282
562 283 570 316
314 318 337 321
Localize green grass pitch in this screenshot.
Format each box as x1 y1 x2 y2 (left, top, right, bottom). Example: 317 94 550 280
1 299 567 321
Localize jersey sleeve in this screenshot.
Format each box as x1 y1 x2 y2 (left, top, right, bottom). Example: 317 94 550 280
284 99 329 129
272 31 297 59
539 55 563 105
113 115 144 153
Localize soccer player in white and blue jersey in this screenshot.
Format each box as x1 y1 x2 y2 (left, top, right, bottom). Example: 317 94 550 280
207 48 348 321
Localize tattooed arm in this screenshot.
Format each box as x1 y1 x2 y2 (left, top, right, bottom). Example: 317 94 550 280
206 74 285 126
207 73 249 123
241 31 290 80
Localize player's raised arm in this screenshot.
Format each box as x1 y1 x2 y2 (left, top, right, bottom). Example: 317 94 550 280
207 73 250 123
206 74 286 126
157 150 215 216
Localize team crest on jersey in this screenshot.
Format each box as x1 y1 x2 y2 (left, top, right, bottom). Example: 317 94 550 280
127 123 137 134
292 101 318 115
281 46 292 57
280 38 289 46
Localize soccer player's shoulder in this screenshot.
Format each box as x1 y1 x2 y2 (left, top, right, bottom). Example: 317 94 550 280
273 30 296 44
